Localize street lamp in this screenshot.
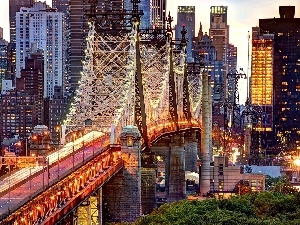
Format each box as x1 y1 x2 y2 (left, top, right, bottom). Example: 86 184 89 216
294 158 300 180
82 137 85 165
72 133 76 171
56 126 61 146
92 125 95 158
56 126 61 179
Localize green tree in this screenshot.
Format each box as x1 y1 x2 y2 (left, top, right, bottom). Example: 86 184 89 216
267 175 298 194
233 180 252 195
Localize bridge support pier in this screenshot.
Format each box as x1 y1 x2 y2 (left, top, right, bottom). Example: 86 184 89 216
185 131 198 172
167 135 186 202
141 167 157 214
102 126 142 223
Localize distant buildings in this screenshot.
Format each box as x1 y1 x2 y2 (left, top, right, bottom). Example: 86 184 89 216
9 0 34 82
0 38 8 89
16 1 64 99
0 49 44 139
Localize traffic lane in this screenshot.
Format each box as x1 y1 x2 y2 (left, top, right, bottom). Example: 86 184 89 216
0 143 105 216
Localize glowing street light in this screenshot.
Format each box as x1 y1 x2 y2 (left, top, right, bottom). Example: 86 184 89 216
72 133 76 171
294 158 300 180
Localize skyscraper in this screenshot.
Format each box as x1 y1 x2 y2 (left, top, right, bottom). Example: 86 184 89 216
52 0 69 13
252 6 300 150
9 0 34 83
150 0 166 29
209 6 229 63
227 43 237 103
16 1 64 99
0 39 8 89
0 50 44 139
175 6 195 62
9 0 34 44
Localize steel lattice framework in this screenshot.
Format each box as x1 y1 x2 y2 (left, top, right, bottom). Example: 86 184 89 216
64 2 203 145
65 20 136 137
141 43 169 122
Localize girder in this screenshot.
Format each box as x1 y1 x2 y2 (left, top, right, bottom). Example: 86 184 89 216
188 70 202 117
64 4 202 147
65 21 135 136
141 44 169 121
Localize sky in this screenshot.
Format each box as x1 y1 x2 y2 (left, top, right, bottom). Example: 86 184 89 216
1 0 300 103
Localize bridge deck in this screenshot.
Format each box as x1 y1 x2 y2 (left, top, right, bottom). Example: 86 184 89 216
0 139 108 221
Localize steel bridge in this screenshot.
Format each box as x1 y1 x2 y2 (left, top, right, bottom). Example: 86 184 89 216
0 0 212 224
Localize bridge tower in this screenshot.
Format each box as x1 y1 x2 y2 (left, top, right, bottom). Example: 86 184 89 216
102 125 142 222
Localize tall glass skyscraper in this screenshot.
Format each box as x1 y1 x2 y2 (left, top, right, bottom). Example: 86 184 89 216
175 6 195 62
251 6 300 150
150 0 166 29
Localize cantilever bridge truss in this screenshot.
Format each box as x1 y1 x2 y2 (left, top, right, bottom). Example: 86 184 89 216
64 2 202 150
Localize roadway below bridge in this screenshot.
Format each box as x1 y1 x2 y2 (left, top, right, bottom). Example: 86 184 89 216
0 138 108 220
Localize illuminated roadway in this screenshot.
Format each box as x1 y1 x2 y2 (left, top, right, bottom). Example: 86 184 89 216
0 131 108 217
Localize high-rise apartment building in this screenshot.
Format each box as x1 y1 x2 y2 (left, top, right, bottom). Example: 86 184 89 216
175 6 195 62
0 39 8 89
193 24 223 102
227 44 237 72
227 43 237 104
250 34 273 152
150 0 166 29
252 6 300 150
68 0 89 93
9 0 34 44
16 1 64 99
52 0 69 13
6 43 16 81
9 0 34 83
0 50 44 139
46 86 69 145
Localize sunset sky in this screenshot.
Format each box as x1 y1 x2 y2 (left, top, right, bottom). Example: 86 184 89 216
1 0 300 103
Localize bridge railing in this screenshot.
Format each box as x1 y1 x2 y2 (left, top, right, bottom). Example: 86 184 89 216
0 136 114 222
0 133 110 199
148 119 201 143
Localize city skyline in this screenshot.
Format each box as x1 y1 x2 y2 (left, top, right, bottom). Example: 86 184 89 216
1 0 300 102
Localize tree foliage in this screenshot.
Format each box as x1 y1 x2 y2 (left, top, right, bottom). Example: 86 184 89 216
111 192 300 225
266 175 299 194
233 180 252 195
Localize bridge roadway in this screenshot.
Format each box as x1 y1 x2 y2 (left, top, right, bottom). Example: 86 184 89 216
0 131 110 220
